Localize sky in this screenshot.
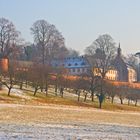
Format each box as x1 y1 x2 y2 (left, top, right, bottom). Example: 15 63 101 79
0 0 140 55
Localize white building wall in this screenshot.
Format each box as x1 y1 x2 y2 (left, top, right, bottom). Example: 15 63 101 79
128 68 137 82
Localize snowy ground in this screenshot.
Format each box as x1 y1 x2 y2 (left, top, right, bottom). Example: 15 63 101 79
0 123 139 140
0 103 139 140
0 88 140 139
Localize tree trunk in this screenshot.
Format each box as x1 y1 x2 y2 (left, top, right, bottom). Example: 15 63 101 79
0 83 2 90
45 87 48 96
128 99 130 106
40 86 43 92
42 45 45 65
90 77 94 102
61 91 63 98
25 80 28 88
91 91 94 102
45 82 48 96
111 96 114 104
8 87 12 96
55 84 57 96
20 82 23 90
60 87 64 98
78 91 80 102
120 98 123 104
84 92 88 102
34 87 38 96
135 100 137 106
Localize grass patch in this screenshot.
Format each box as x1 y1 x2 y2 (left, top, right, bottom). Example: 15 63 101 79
0 88 140 112
100 102 140 112
0 91 24 104
0 92 22 99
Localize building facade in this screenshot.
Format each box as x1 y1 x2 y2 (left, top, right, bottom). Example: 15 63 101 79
51 47 137 83
113 45 137 82
127 66 137 82
51 56 90 75
87 45 137 82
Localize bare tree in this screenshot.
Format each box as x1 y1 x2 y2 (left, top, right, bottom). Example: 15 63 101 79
52 67 67 96
28 63 44 96
90 75 101 102
31 19 65 64
0 61 17 96
72 76 90 102
85 34 117 108
117 85 129 105
0 18 20 58
85 34 116 79
105 82 117 104
14 60 33 90
130 88 140 106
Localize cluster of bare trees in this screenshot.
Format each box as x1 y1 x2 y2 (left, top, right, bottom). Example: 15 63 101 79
0 18 77 92
105 82 140 106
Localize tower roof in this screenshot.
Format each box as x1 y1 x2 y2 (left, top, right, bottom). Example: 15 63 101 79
117 43 121 56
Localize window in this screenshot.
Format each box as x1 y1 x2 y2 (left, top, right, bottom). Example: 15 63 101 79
77 68 80 72
73 68 75 72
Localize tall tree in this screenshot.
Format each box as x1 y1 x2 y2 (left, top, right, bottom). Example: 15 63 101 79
85 34 116 79
85 34 117 108
31 19 65 64
0 18 19 58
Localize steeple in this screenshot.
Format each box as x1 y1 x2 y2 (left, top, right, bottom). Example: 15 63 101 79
117 43 121 56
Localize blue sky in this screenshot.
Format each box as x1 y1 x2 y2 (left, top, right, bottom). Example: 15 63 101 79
0 0 140 55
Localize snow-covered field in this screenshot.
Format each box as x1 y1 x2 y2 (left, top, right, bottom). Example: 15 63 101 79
0 103 139 140
0 123 139 140
0 88 140 139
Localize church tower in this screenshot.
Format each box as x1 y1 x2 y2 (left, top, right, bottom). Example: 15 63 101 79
117 43 121 56
113 43 128 82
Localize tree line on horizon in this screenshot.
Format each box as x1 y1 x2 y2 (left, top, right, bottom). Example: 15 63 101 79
0 17 139 108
